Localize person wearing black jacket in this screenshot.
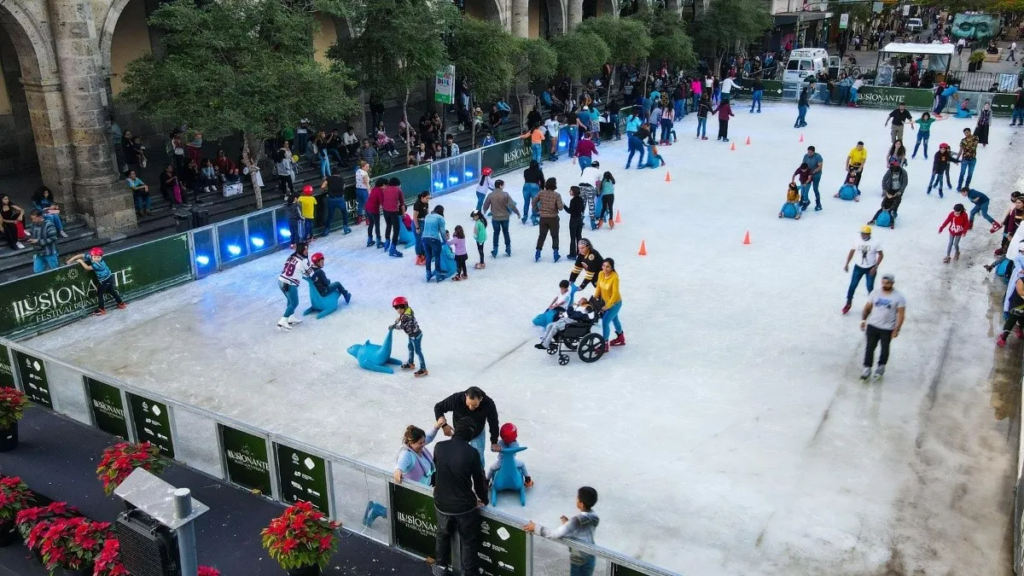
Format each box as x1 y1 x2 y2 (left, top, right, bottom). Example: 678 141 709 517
433 386 500 466
795 79 815 129
568 238 603 288
432 417 489 576
564 186 585 257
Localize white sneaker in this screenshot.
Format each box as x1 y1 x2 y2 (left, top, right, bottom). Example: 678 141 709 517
59 231 68 238
277 318 291 331
860 367 871 380
15 242 25 249
874 365 885 379
287 315 303 324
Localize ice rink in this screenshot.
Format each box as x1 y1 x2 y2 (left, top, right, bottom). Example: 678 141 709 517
28 102 1024 575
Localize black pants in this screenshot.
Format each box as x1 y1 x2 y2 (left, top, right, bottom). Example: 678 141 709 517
367 213 381 241
96 277 123 311
864 324 893 367
599 194 615 222
1 221 18 248
434 508 480 575
568 217 583 256
455 254 468 276
537 217 560 251
476 242 485 264
383 211 400 247
1002 313 1024 335
718 119 729 140
278 175 294 196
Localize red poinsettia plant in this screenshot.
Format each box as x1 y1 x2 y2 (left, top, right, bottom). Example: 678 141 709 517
198 567 221 576
261 501 340 570
16 501 81 540
93 538 129 576
0 476 33 523
0 387 28 429
96 441 167 496
34 516 112 572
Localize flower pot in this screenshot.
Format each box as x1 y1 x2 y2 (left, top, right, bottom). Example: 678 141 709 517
61 567 92 576
0 421 18 452
0 521 19 547
287 565 323 576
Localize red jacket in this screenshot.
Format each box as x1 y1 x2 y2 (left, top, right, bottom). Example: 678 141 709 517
576 138 598 159
382 185 404 212
366 186 384 214
939 211 970 235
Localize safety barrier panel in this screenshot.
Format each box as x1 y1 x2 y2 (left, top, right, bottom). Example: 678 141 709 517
0 338 681 576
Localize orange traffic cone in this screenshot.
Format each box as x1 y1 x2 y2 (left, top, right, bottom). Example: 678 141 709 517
615 210 622 224
799 133 804 143
664 171 671 182
743 231 751 245
638 240 647 256
745 136 751 145
730 142 736 151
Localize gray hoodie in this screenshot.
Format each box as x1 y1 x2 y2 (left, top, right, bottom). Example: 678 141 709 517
881 167 908 196
538 511 600 565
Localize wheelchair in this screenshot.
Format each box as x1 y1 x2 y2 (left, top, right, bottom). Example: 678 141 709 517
543 315 606 366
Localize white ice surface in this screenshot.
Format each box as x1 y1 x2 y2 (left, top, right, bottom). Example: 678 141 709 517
28 103 1023 575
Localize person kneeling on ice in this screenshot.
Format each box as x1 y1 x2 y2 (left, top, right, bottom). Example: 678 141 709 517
638 145 665 169
835 171 860 201
276 242 309 330
999 274 1024 348
307 252 352 303
859 273 906 380
390 296 427 377
67 248 127 316
780 183 801 219
536 298 596 350
938 204 970 263
486 423 533 487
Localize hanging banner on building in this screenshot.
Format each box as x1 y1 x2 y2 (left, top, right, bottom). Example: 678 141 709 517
127 392 174 458
220 424 273 496
13 350 51 407
478 516 528 576
86 377 130 439
435 65 455 104
275 443 330 512
0 344 14 389
839 13 849 29
390 483 437 559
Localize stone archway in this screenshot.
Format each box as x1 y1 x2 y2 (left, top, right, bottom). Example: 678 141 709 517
464 0 507 29
529 0 566 38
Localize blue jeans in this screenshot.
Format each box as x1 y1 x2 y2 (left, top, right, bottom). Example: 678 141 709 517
626 136 645 168
476 191 486 212
850 87 859 104
928 171 946 193
356 188 368 217
492 219 510 252
531 143 542 165
750 90 762 112
407 333 425 369
846 265 875 302
522 184 540 224
691 93 699 112
1013 109 1024 124
958 158 976 189
578 156 592 173
45 214 63 233
567 127 577 156
799 182 811 205
674 100 684 119
810 174 821 206
696 117 707 137
469 431 486 467
838 85 850 104
601 301 623 340
134 193 151 212
970 200 995 224
323 197 349 232
415 219 424 256
912 131 930 157
280 282 299 317
660 118 673 142
33 254 58 273
423 238 442 279
609 113 620 138
570 556 596 576
795 105 808 127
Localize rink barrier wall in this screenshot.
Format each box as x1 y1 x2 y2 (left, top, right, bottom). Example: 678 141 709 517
0 338 681 576
1017 364 1024 573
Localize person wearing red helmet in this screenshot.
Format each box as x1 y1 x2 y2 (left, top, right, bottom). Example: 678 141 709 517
308 253 351 303
296 184 317 243
475 167 494 212
928 142 957 197
67 247 127 316
390 296 426 377
485 423 533 487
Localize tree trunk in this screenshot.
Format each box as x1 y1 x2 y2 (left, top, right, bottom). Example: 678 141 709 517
404 89 411 156
242 131 264 166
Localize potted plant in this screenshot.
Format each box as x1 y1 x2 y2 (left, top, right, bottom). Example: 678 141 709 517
34 517 112 576
0 476 33 547
93 538 129 576
261 501 341 575
969 50 986 71
16 502 81 541
96 441 167 496
0 387 28 452
198 567 221 576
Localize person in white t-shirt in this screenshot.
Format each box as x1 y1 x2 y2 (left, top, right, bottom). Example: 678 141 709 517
842 225 884 314
1009 41 1018 62
544 115 561 161
720 73 742 104
860 273 906 379
355 161 370 223
276 242 310 331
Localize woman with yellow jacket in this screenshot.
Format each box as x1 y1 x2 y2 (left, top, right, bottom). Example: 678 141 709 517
592 258 624 350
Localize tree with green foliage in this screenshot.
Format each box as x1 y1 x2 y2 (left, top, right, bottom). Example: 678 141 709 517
628 5 696 94
691 0 771 75
551 31 611 99
577 16 652 94
449 17 517 143
334 0 459 144
119 0 357 163
512 37 557 129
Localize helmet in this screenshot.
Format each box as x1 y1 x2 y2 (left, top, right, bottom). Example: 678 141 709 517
939 142 950 149
499 423 518 445
392 296 408 308
860 225 872 235
302 184 314 195
89 247 103 258
311 252 324 262
482 167 492 177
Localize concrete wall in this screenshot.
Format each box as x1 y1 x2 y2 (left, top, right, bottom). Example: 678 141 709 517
313 14 338 65
109 0 151 96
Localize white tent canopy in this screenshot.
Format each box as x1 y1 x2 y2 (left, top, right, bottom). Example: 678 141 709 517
880 42 956 56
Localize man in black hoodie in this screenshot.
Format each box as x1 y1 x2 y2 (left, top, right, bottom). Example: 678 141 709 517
434 386 500 466
432 417 489 576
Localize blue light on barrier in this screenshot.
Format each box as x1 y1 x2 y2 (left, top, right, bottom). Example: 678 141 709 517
464 171 475 178
448 176 459 183
279 227 291 238
196 255 211 266
559 141 567 149
250 236 265 249
226 244 242 256
433 181 444 190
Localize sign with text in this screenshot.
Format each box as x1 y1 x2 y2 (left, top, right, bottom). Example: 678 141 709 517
435 65 455 104
127 392 174 458
13 350 51 407
839 13 849 29
0 344 14 388
478 516 528 576
220 425 273 495
86 377 130 439
611 564 647 576
480 137 532 178
275 443 329 512
390 482 438 559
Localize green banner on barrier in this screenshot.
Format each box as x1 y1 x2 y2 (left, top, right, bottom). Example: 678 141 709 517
275 443 330 512
220 424 273 495
0 344 13 389
480 136 532 177
128 392 174 458
85 377 129 439
611 564 647 576
13 350 51 407
390 482 438 559
0 234 193 338
478 516 528 576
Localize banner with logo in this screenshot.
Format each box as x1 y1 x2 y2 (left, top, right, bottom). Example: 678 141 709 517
435 65 456 105
480 137 532 178
127 392 174 458
0 234 192 338
611 564 647 576
478 516 528 576
754 80 1016 116
13 350 51 407
275 443 330 512
0 344 13 389
220 424 273 496
85 377 129 439
390 482 438 559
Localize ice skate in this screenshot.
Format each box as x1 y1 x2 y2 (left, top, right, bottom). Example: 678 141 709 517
991 221 1002 234
491 249 498 258
954 250 960 261
524 476 534 488
287 315 303 324
414 368 428 377
505 247 512 257
609 332 625 346
117 303 127 310
553 250 560 263
416 254 426 266
842 301 852 315
535 249 541 262
277 318 292 331
383 240 391 251
997 333 1008 348
1015 326 1024 339
943 256 951 263
873 365 885 379
474 262 485 269
860 367 871 380
366 237 375 247
401 362 415 370
376 240 385 249
389 248 403 258
93 309 106 316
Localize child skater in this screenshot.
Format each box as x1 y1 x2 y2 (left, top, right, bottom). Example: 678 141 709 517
67 248 127 316
927 143 957 197
639 145 665 169
524 487 600 576
447 225 469 280
476 167 495 212
834 170 861 201
471 210 488 269
596 172 615 229
711 98 735 142
486 423 533 487
276 242 309 330
780 183 801 219
938 203 970 263
390 296 427 377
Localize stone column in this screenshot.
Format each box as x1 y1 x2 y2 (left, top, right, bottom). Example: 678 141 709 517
47 0 136 236
512 0 529 38
567 0 584 31
21 79 76 214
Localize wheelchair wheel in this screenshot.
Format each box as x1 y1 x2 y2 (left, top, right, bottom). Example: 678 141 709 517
578 333 605 363
546 346 558 356
558 354 570 366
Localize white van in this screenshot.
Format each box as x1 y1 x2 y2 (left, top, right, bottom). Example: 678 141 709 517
783 48 830 83
907 17 923 32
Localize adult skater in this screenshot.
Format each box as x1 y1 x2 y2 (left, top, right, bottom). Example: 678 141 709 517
625 124 648 168
422 206 448 282
580 160 603 230
975 102 992 147
534 178 564 262
431 417 488 576
391 296 427 377
307 252 352 303
433 386 500 465
365 178 385 248
276 242 309 330
593 258 624 351
800 146 824 211
879 161 908 218
355 160 370 223
846 141 867 188
961 187 1001 232
998 274 1024 347
750 76 763 113
522 160 545 225
568 238 603 289
565 187 585 258
927 143 956 196
794 79 815 128
393 417 445 486
413 191 431 265
382 177 405 257
320 172 352 236
956 127 979 190
883 102 915 144
482 180 520 257
842 226 883 315
859 273 906 379
575 132 598 172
